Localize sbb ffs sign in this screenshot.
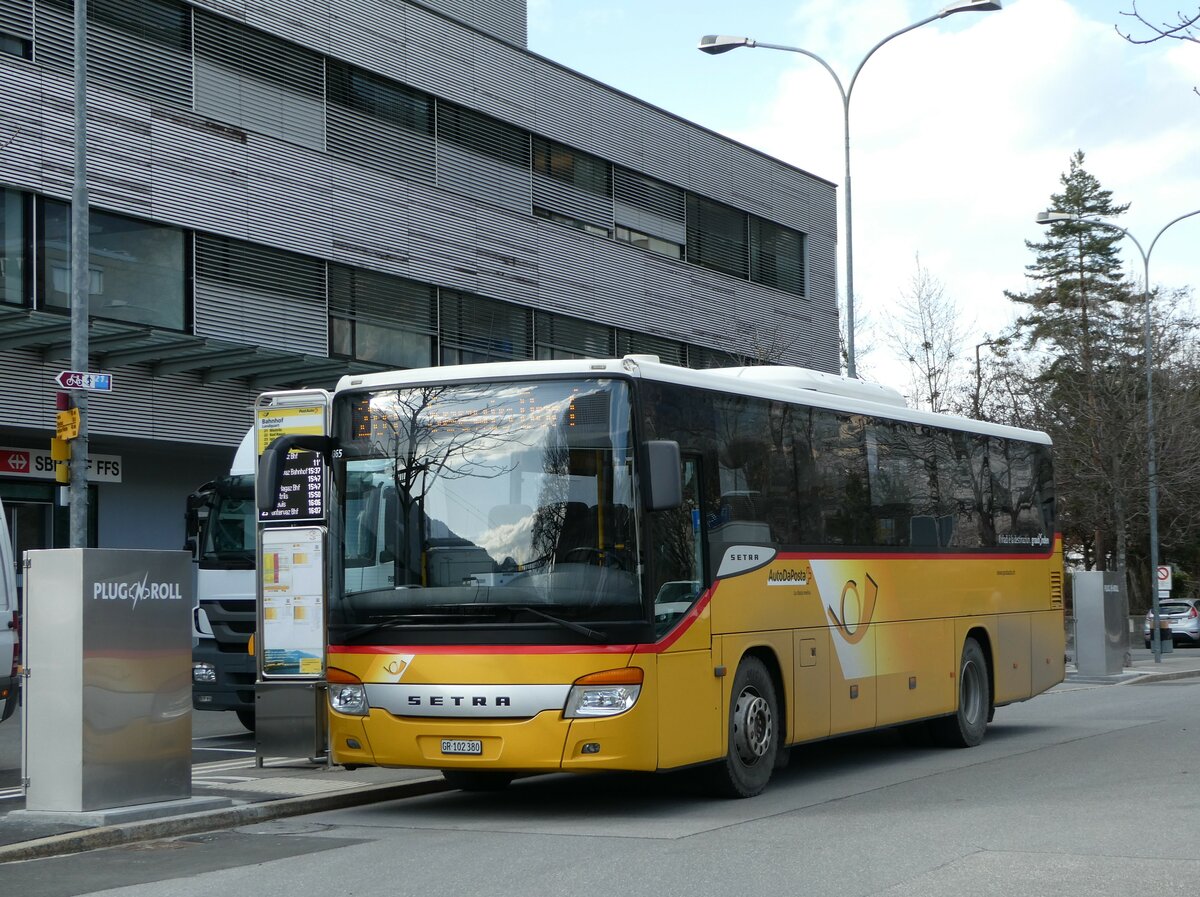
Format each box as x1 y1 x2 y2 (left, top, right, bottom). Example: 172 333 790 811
0 446 123 482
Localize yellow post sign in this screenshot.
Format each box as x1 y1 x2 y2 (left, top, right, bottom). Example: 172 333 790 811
56 408 80 440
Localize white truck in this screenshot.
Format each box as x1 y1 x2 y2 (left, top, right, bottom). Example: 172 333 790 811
187 429 257 730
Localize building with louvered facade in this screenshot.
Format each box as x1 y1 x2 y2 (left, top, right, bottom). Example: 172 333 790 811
0 0 838 553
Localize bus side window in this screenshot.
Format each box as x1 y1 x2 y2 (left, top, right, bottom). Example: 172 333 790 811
651 457 702 633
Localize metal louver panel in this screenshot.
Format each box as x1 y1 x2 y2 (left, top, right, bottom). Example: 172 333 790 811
436 102 531 212
534 310 612 360
531 137 611 232
473 205 538 304
327 156 412 274
0 0 32 40
613 167 686 245
329 264 434 331
419 0 526 47
615 330 685 366
686 194 749 280
31 0 74 72
439 290 530 362
35 0 191 108
750 217 805 296
327 59 434 182
194 9 325 150
194 233 327 355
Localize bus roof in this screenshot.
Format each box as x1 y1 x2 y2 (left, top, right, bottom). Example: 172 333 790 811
336 356 1050 445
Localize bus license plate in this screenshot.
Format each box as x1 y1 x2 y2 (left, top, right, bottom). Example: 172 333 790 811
441 739 482 755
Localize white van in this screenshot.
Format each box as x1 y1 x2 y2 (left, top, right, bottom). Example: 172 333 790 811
0 498 18 722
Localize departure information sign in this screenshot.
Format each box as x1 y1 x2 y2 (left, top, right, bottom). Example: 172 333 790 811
255 396 329 523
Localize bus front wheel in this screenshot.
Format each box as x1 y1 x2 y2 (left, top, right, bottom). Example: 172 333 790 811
934 637 990 748
706 656 779 798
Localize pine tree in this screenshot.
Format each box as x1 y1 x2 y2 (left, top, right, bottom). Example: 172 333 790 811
1005 151 1141 572
1005 149 1138 376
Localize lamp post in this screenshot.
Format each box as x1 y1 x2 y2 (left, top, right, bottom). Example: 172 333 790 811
700 1 1001 379
974 338 995 420
1037 208 1200 663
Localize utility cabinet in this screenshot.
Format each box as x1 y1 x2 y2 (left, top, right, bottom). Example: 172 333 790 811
24 549 194 812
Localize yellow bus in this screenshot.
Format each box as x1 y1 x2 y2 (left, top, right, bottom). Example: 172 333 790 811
259 355 1063 797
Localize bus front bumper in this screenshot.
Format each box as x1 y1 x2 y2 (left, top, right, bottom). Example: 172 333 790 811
329 705 657 773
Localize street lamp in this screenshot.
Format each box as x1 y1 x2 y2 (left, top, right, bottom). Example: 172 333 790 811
700 1 1002 379
974 338 995 420
1037 207 1200 663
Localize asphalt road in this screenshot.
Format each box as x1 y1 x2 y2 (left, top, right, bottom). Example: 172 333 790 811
3 674 1198 897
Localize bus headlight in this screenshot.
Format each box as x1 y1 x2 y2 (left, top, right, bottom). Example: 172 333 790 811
564 667 643 718
327 667 369 716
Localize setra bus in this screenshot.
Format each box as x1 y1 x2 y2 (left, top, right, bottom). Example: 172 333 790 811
256 355 1063 797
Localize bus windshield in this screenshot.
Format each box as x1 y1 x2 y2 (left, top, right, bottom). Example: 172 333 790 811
332 378 642 632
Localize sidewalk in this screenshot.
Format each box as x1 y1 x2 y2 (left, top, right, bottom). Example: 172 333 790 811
3 647 1199 865
0 758 452 864
1059 643 1200 688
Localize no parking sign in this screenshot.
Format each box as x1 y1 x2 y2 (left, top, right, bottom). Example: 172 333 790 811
1157 565 1172 596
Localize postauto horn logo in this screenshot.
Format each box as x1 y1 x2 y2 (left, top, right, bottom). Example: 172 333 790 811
93 573 185 610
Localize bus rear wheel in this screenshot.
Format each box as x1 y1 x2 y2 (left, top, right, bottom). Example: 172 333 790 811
441 770 514 792
706 656 779 798
934 637 989 748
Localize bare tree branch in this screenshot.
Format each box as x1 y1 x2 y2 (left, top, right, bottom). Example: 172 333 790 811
1116 1 1200 44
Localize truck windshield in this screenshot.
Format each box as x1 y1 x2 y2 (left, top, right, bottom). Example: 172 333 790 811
200 475 255 569
332 378 642 630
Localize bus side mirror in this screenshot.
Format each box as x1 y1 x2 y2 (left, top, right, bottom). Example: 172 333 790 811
642 440 682 511
257 435 333 512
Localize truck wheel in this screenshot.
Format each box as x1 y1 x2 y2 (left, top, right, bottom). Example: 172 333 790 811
934 637 989 748
441 770 514 792
705 656 778 798
236 709 255 732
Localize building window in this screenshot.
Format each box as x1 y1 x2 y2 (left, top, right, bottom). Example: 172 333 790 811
439 290 531 365
614 225 682 260
0 31 31 59
329 265 435 369
327 60 432 135
614 167 686 257
751 217 805 296
615 330 686 366
436 103 529 169
686 195 748 279
532 136 611 197
39 199 187 330
534 207 611 239
535 310 613 360
194 10 325 149
1 188 28 306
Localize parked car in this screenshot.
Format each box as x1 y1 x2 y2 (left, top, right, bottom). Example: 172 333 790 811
1143 598 1200 648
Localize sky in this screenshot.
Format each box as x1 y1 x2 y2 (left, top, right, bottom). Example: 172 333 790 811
526 0 1200 382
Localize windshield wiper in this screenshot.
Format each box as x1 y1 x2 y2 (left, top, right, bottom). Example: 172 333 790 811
336 614 473 641
512 605 604 641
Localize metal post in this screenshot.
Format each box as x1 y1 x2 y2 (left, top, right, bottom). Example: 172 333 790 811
70 0 89 548
717 4 993 379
